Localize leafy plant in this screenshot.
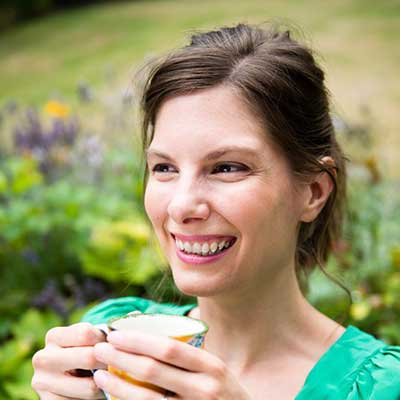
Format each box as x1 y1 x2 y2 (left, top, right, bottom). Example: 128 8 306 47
0 69 399 399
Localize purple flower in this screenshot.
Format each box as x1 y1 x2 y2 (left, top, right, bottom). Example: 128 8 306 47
32 279 69 318
21 248 40 266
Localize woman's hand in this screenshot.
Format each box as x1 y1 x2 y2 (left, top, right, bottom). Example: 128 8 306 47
31 322 107 399
93 330 252 400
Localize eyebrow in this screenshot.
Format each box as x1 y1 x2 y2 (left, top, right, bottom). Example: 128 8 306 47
145 146 260 161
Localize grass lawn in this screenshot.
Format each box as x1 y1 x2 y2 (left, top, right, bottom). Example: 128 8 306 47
0 0 399 175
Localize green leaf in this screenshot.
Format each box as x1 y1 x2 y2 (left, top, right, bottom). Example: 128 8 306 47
8 157 43 194
3 359 37 400
11 309 62 348
81 218 163 284
0 338 32 378
0 171 8 193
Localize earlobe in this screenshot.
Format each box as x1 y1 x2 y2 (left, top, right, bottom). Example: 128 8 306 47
300 157 336 223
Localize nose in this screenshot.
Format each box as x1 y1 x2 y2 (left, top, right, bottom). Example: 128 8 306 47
167 179 210 224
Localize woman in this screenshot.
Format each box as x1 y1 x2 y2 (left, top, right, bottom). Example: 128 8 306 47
32 23 400 399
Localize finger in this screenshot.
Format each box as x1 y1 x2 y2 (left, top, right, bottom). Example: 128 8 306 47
107 330 218 372
93 370 180 400
32 372 104 399
46 323 106 347
94 342 192 396
33 347 106 372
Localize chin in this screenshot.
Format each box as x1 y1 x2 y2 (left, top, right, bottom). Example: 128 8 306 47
171 271 227 298
177 285 216 297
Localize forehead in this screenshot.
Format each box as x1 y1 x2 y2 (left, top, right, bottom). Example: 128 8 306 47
152 85 268 149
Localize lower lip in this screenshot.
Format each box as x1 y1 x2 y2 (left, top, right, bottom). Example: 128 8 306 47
175 241 235 265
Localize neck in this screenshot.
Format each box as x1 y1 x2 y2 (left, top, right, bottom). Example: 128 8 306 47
191 266 343 376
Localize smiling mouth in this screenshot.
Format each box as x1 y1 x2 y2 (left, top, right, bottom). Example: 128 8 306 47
171 234 237 257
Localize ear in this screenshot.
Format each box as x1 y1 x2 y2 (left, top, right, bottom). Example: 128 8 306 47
299 156 336 223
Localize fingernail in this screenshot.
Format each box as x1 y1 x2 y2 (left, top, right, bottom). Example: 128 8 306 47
107 331 124 343
93 370 108 387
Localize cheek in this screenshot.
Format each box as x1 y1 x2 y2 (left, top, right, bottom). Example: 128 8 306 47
144 183 167 228
258 190 300 252
143 185 152 220
239 182 298 239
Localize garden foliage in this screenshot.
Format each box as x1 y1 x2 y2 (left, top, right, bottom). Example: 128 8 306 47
0 89 399 398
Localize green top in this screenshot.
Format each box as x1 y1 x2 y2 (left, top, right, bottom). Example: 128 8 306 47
82 296 400 399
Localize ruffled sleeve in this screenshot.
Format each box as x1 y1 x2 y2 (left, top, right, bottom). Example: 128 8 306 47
295 326 400 400
81 296 197 325
81 296 153 325
345 345 400 399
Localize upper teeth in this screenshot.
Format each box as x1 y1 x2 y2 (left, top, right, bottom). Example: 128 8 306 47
175 239 231 255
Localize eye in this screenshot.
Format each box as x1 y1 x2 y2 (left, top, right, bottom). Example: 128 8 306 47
149 163 249 175
151 163 176 173
213 163 249 174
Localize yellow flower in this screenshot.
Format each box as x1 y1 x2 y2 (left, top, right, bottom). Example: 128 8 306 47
44 100 70 118
363 155 381 183
350 301 371 321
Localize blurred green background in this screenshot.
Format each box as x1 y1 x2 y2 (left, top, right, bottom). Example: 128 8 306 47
0 0 399 398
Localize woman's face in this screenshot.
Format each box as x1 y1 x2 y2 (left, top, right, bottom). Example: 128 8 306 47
144 85 308 298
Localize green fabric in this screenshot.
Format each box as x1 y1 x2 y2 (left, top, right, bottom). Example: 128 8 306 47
82 297 400 399
295 325 400 399
81 296 197 325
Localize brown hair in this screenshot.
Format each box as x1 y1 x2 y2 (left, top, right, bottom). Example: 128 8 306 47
136 22 350 303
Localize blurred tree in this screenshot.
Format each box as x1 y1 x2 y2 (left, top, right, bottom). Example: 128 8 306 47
0 0 132 31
